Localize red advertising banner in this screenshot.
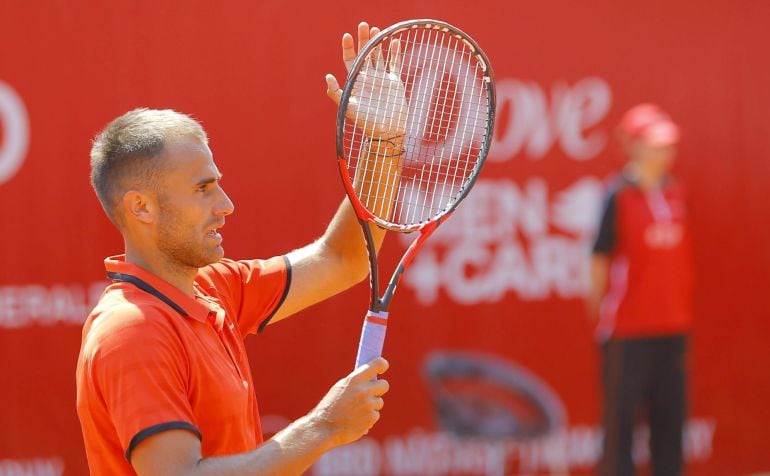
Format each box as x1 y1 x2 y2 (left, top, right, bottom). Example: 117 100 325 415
1 1 768 475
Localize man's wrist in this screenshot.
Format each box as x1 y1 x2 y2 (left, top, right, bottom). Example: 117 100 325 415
291 413 337 453
366 135 404 157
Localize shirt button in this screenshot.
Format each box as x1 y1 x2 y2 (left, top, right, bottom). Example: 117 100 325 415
242 380 249 389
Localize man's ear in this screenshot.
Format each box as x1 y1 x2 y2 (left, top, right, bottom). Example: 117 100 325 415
121 190 155 224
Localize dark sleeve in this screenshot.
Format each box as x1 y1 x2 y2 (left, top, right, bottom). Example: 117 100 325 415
592 189 618 254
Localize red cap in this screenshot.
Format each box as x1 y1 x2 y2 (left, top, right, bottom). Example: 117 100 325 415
618 103 680 146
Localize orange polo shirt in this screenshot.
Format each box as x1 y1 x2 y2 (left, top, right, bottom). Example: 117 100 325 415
76 254 290 475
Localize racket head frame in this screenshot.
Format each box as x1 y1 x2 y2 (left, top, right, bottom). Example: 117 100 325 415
336 18 497 234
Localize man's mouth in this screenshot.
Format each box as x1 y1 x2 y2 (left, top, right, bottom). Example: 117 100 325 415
207 223 225 240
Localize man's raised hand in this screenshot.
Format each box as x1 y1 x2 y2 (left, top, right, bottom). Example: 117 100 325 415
325 21 408 139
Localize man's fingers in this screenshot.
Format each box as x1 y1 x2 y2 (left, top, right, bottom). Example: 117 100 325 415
352 357 389 381
369 378 390 397
357 21 370 53
371 396 385 411
325 74 342 105
369 27 382 68
369 410 381 427
389 38 402 75
342 33 356 72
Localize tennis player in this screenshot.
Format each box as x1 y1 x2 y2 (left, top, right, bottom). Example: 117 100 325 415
76 22 402 475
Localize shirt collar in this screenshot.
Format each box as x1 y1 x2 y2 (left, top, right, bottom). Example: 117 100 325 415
622 168 672 189
104 254 212 323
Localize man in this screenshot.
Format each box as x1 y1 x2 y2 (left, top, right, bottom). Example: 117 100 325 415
588 103 693 476
76 23 405 475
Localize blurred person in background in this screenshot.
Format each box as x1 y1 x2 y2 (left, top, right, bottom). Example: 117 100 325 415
588 104 694 476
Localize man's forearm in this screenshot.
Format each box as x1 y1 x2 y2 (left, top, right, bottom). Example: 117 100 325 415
319 194 386 282
191 416 332 476
268 198 384 323
132 360 389 476
322 136 403 274
268 141 401 323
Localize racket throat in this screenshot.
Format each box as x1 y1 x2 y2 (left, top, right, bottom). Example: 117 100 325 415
360 218 387 312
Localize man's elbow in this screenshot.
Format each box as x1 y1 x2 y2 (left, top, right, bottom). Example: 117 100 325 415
347 259 370 287
320 239 372 290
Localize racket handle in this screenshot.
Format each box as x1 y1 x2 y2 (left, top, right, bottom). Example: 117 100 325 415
354 310 389 370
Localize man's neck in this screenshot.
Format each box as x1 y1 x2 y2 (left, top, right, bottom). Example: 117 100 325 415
627 163 665 190
124 242 197 297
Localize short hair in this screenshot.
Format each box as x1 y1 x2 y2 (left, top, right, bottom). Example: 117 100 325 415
90 108 208 225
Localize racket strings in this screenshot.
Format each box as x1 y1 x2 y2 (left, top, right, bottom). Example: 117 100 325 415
350 33 408 219
344 26 492 227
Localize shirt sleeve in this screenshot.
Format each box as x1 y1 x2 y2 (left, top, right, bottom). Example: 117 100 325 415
593 188 619 254
88 307 201 461
199 256 291 335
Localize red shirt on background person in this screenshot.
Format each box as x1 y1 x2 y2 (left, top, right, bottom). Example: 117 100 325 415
592 171 694 340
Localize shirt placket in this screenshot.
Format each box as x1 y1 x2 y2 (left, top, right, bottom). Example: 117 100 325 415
644 188 673 223
207 302 249 390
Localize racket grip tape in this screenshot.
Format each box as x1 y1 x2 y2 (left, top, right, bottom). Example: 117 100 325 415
354 310 389 369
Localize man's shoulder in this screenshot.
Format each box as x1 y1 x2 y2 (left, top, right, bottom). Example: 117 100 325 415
196 258 240 284
92 282 176 321
82 285 179 355
195 257 285 295
604 172 636 197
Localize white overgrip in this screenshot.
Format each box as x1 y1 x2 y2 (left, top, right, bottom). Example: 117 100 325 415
354 310 389 369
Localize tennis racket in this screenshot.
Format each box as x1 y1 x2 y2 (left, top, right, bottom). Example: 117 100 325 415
336 19 496 369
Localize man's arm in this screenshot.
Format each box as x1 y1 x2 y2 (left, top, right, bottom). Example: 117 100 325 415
131 358 389 476
269 198 385 323
587 253 610 322
270 135 402 324
267 21 404 324
587 183 618 323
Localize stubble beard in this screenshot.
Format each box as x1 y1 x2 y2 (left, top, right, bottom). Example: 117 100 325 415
156 204 222 271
